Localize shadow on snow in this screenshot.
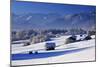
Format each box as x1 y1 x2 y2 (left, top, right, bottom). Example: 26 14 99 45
12 46 94 60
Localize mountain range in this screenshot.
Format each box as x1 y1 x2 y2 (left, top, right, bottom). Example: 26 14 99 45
12 11 96 31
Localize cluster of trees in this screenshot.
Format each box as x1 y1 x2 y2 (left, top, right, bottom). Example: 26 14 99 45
11 29 68 41
69 28 87 35
42 29 68 35
88 30 96 35
11 30 38 41
11 28 95 41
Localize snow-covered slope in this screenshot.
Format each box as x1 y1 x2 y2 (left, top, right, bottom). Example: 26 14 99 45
11 38 95 66
11 35 68 54
11 35 95 54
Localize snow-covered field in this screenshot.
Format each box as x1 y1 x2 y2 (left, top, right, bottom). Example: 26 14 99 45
11 35 96 66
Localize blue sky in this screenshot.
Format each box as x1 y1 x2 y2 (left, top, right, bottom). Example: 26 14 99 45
11 1 96 15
